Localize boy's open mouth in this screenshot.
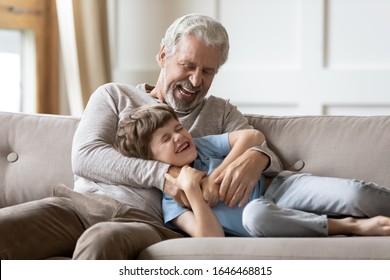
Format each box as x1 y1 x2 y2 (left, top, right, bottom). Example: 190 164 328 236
176 141 190 153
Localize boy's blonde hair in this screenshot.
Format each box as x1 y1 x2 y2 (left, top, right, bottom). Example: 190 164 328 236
115 103 178 160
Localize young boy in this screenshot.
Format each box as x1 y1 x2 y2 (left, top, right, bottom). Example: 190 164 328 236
115 103 390 238
115 103 264 237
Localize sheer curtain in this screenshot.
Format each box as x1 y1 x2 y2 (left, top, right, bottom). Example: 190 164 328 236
56 0 111 116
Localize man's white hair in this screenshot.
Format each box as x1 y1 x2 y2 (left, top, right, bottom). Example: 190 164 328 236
161 13 229 67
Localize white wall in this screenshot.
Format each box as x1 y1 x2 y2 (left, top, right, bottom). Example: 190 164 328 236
108 0 390 116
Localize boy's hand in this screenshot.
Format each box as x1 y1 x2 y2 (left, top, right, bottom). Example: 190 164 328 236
165 166 205 191
163 181 190 208
163 166 190 208
164 166 205 207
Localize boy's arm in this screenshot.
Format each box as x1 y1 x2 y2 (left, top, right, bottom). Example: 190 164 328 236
165 166 224 237
202 129 268 207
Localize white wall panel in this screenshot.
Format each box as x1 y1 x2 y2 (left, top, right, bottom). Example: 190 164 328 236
109 0 390 116
212 0 315 113
220 0 302 69
326 0 390 69
212 0 390 116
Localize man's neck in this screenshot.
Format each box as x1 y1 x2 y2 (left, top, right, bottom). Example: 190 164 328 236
144 83 155 93
148 84 165 102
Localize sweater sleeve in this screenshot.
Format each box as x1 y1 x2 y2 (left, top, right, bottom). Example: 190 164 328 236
249 141 283 176
71 83 169 190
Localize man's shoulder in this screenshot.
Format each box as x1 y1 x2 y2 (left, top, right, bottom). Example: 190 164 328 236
97 82 145 94
205 94 230 104
86 83 159 114
200 95 235 112
92 83 155 102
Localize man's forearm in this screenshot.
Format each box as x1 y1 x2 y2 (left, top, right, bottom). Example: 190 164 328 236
248 148 270 173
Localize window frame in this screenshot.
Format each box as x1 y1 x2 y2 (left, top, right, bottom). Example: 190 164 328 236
0 0 59 113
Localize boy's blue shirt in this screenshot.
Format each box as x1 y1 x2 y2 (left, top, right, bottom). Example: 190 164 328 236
162 133 265 237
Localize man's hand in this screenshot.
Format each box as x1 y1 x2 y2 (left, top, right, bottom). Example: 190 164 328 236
216 149 269 208
200 175 220 207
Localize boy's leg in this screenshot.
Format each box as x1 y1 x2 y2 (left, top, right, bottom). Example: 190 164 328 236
0 197 84 259
243 198 390 237
242 197 328 237
264 172 390 217
243 171 390 237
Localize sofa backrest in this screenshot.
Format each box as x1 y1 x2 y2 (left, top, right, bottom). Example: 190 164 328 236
0 111 80 207
1 111 389 208
246 114 390 187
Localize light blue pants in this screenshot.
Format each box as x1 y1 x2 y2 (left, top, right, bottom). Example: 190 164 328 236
242 171 390 237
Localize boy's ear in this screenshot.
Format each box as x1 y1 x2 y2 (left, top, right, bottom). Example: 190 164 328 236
157 45 166 68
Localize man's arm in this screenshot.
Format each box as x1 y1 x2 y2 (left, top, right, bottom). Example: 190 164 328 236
219 97 282 176
202 129 268 207
213 129 266 177
72 84 170 190
216 148 269 207
215 100 283 207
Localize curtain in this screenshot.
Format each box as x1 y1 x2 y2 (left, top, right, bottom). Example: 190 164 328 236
57 0 110 116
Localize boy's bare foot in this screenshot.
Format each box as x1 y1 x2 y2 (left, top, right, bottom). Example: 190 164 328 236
352 216 390 236
328 216 390 236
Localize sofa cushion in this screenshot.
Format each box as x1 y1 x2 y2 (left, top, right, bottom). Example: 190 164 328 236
0 112 80 207
138 236 390 259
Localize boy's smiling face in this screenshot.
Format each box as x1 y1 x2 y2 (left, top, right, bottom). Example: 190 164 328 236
149 118 197 166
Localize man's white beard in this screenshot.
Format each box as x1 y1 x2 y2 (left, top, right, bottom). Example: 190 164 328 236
165 90 194 114
162 70 203 114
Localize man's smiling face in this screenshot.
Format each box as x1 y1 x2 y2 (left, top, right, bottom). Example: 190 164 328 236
159 34 222 113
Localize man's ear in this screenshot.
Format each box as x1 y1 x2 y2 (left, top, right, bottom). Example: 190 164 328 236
157 45 166 68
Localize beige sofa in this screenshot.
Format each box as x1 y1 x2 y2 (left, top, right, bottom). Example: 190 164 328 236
1 110 390 259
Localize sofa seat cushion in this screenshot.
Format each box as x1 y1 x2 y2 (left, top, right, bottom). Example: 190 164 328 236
138 236 390 260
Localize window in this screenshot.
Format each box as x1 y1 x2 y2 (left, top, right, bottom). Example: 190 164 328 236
0 29 23 112
0 0 59 114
